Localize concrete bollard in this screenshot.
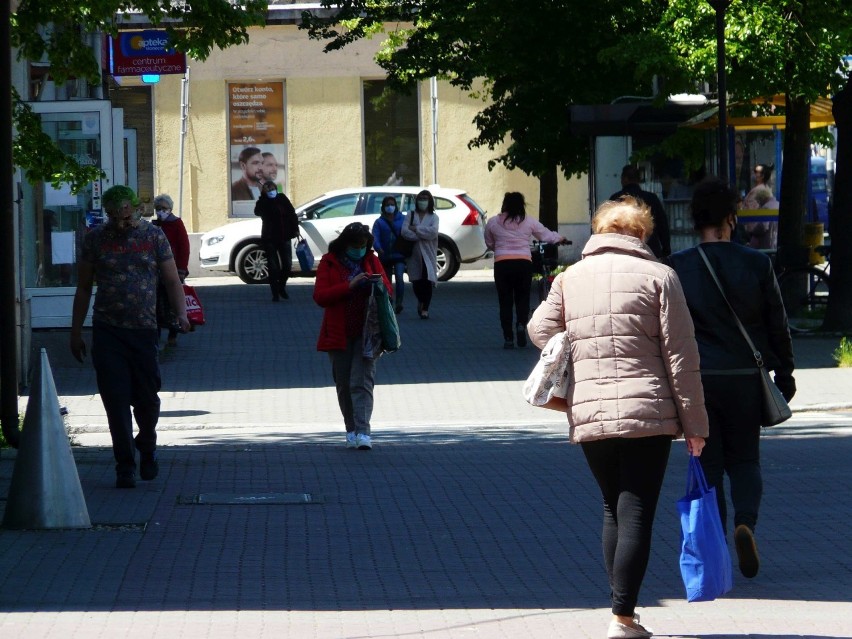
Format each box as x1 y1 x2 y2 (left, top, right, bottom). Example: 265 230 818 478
2 349 91 530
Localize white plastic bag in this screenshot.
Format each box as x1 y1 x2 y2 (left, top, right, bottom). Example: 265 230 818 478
522 332 571 411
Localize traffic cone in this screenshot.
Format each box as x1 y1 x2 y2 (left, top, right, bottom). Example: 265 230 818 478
2 349 91 529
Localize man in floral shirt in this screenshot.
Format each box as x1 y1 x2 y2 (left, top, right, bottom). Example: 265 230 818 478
70 186 189 488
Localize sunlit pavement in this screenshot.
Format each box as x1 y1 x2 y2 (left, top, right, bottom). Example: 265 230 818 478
2 270 851 638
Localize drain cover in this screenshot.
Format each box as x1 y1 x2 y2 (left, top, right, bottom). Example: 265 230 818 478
178 492 322 505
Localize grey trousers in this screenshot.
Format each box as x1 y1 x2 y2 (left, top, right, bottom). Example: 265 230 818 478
329 337 377 435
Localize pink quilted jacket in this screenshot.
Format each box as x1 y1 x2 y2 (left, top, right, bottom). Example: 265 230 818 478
527 233 709 443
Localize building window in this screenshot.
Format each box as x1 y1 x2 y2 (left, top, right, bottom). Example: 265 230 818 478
363 80 419 187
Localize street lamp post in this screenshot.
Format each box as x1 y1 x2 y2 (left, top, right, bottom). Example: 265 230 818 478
709 0 731 181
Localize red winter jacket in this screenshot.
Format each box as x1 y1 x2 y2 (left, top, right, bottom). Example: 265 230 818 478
313 251 392 351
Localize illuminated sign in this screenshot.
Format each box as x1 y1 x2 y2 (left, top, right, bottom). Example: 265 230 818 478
109 30 186 77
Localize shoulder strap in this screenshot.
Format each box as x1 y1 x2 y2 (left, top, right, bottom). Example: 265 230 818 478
696 245 765 368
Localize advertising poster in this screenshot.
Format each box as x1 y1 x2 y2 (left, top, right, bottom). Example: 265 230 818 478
228 81 286 217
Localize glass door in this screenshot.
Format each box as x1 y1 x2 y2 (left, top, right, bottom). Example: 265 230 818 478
22 100 115 327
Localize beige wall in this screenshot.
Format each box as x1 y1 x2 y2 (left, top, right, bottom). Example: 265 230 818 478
153 25 589 233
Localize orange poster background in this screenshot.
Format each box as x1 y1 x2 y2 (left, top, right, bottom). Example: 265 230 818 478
228 82 285 146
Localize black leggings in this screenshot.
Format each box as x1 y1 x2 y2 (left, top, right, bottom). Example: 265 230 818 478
581 435 672 617
494 259 533 339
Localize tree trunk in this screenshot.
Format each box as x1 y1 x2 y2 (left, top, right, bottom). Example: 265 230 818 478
776 95 810 269
823 83 852 331
538 165 559 230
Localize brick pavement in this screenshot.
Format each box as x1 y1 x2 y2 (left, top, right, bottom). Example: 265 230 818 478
2 272 852 638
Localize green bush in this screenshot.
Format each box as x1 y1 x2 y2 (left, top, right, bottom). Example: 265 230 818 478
833 337 852 368
0 413 24 448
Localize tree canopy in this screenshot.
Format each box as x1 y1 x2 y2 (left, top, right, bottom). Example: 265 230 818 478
612 0 852 329
10 0 269 190
301 0 655 228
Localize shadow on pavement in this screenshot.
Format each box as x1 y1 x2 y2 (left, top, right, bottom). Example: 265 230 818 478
1 427 850 613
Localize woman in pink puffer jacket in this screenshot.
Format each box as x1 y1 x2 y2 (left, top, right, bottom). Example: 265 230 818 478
527 196 708 639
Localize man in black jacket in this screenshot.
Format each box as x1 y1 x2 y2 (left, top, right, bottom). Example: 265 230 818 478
255 181 299 301
609 165 672 258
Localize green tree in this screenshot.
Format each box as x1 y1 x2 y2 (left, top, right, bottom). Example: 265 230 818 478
610 0 852 330
301 0 653 229
10 0 269 190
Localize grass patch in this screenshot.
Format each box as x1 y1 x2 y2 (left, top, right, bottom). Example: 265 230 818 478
833 337 852 368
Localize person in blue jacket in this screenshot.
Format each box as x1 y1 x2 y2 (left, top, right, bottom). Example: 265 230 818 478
372 195 406 314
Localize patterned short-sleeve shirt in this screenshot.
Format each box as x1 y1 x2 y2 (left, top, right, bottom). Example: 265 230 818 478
81 221 174 329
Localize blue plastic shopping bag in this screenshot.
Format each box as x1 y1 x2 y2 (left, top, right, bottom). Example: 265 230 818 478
677 455 733 602
296 236 315 273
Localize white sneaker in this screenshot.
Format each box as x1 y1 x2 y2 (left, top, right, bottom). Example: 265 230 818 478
355 434 372 450
607 615 652 638
346 432 357 449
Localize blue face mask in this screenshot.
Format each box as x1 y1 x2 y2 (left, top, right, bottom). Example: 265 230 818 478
416 199 429 211
266 190 278 199
346 247 367 261
384 205 395 214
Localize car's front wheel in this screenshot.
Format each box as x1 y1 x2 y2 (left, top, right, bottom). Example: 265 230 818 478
235 243 269 284
436 239 460 282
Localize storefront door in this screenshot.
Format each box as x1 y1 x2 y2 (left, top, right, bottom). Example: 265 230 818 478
21 100 118 328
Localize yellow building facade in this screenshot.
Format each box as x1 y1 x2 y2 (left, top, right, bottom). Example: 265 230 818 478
149 24 589 235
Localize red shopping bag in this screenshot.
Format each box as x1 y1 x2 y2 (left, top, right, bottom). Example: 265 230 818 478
183 284 205 326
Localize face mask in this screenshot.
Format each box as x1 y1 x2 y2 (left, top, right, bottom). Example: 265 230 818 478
266 190 278 199
384 205 395 214
346 247 367 260
155 209 170 220
416 199 429 212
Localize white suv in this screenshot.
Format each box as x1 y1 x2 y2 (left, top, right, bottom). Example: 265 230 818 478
199 185 489 282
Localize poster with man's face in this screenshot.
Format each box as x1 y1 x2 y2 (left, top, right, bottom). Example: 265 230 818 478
228 81 286 217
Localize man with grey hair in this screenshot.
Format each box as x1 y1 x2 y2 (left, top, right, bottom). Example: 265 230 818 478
70 185 189 488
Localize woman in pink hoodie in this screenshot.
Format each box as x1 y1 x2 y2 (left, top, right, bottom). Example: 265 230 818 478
484 192 566 348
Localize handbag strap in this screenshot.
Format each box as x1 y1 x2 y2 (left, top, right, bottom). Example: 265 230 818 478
696 245 766 369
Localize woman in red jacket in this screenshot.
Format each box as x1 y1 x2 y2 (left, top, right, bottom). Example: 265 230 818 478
313 222 392 451
152 193 190 348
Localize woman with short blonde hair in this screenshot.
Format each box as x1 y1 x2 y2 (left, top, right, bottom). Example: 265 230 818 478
528 195 707 638
591 196 654 241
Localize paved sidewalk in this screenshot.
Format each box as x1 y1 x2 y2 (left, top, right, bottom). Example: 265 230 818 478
2 272 851 638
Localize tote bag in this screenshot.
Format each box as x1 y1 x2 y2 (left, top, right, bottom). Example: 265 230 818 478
373 282 401 352
522 331 570 412
677 456 733 602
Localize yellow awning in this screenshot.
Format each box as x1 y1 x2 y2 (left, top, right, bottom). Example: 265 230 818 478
683 95 835 130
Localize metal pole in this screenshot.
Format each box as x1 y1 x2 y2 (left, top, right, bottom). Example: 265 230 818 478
710 0 731 181
430 77 438 185
177 67 190 217
1 0 21 447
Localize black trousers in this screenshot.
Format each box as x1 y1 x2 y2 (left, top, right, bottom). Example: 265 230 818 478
265 240 293 298
700 373 763 532
412 277 433 310
581 435 673 617
91 322 161 475
494 259 533 339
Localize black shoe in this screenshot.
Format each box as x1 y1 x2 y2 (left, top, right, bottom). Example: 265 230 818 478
271 295 280 302
503 339 515 349
139 451 159 481
734 524 760 578
394 304 403 315
280 288 289 299
116 472 136 489
516 324 527 348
